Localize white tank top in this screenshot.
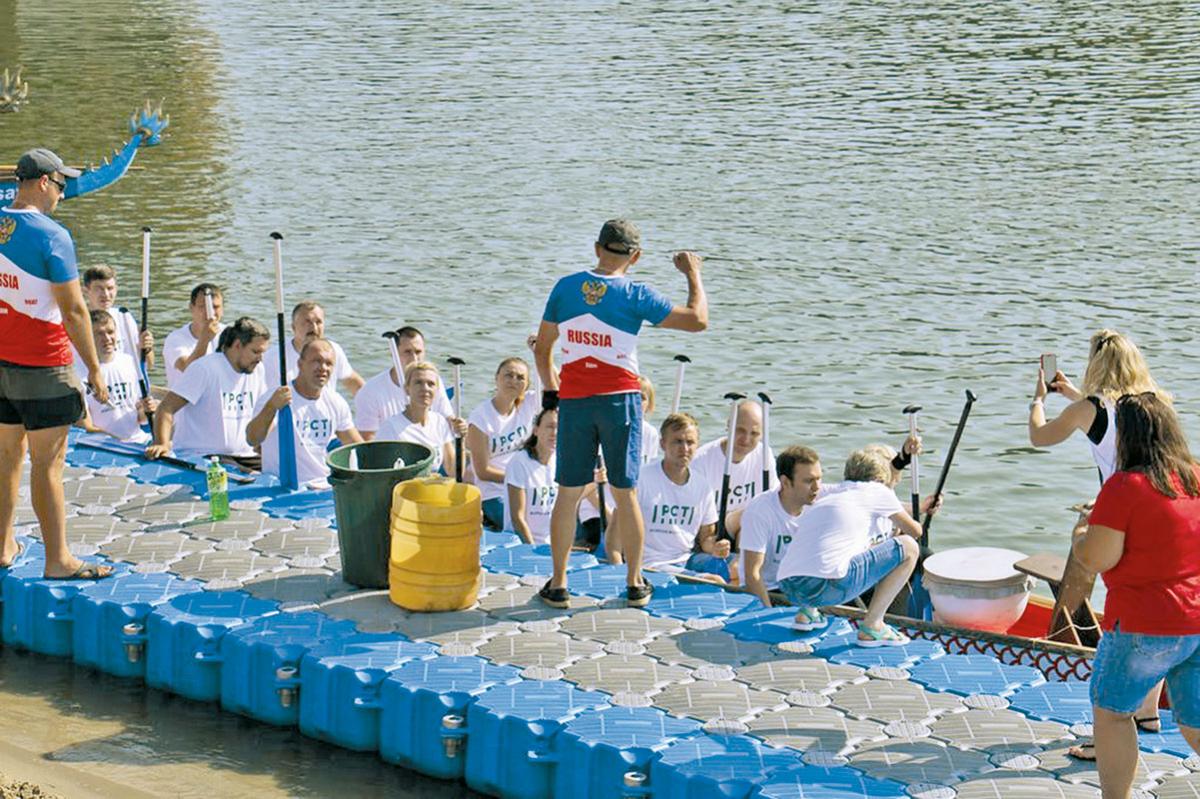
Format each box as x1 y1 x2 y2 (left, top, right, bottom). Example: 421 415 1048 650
1087 397 1117 484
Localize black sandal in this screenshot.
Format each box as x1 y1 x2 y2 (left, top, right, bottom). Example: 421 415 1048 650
1135 716 1162 734
45 561 114 581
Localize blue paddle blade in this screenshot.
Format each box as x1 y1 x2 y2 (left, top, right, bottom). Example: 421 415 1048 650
907 572 933 620
277 404 299 490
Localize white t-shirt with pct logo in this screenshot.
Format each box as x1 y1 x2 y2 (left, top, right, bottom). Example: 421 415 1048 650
254 385 353 487
468 392 539 504
691 438 778 515
76 352 149 444
171 351 266 458
738 488 805 590
503 450 558 545
637 459 719 569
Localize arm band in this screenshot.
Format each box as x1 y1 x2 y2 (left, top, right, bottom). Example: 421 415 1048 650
541 390 559 411
891 447 912 470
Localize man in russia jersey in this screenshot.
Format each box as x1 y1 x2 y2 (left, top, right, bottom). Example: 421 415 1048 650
534 219 708 608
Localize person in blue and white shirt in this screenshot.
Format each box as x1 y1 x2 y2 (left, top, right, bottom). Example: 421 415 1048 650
534 219 709 609
246 338 363 488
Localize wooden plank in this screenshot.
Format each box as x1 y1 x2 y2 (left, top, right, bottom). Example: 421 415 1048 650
1045 546 1101 648
1014 553 1068 593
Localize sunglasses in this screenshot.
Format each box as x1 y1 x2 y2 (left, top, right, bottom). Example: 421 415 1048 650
46 175 66 193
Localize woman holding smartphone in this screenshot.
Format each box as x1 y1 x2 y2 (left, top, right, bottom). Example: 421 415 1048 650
1028 328 1168 758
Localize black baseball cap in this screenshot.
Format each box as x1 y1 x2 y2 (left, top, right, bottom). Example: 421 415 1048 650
14 148 80 181
597 218 641 255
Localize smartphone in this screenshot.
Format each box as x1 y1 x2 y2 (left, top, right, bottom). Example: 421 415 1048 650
1041 353 1057 391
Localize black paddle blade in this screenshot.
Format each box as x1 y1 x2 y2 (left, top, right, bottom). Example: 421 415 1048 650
902 404 922 414
757 391 773 405
446 356 466 366
269 231 283 240
673 354 691 363
724 391 746 401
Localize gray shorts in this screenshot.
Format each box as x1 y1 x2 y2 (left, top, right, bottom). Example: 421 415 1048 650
0 360 85 430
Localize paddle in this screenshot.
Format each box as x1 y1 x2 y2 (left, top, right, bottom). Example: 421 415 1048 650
716 391 746 543
757 391 772 493
447 356 465 482
596 451 609 535
76 437 256 484
382 330 404 388
670 354 690 415
907 389 978 618
902 404 922 520
135 226 154 426
270 232 299 491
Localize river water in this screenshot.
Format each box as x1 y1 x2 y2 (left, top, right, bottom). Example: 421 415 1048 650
0 0 1197 789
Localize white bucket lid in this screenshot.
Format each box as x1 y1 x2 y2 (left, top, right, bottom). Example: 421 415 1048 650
923 547 1029 589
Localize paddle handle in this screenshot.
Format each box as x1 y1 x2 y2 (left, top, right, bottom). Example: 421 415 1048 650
908 412 920 520
920 391 977 543
716 400 739 542
671 361 686 415
760 398 770 493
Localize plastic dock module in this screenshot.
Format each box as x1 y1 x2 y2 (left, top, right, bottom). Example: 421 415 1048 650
650 731 802 799
261 489 336 522
723 607 855 646
1006 681 1095 726
906 654 1046 697
2 560 128 657
378 656 524 778
464 679 610 799
144 590 280 702
298 633 439 752
219 611 359 726
72 573 203 678
551 706 702 799
480 530 522 553
642 583 762 621
753 765 909 798
567 564 677 602
815 630 946 670
480 543 598 577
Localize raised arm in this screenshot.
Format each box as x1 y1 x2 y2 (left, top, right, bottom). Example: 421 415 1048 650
658 251 708 333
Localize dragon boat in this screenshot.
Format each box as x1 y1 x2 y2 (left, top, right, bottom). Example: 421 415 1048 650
0 100 168 204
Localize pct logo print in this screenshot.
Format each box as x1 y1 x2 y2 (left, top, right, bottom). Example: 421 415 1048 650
581 280 607 306
0 217 14 245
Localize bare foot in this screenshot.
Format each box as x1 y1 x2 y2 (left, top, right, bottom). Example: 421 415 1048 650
0 538 22 567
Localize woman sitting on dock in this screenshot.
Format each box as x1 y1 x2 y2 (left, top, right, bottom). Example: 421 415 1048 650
376 361 456 476
467 357 538 531
1073 392 1200 797
504 408 558 545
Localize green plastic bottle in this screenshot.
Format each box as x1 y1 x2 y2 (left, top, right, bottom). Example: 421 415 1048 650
206 456 230 521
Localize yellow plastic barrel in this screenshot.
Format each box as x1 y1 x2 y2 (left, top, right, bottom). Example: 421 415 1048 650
388 477 482 612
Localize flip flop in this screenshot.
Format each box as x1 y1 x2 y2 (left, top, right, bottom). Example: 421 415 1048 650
1067 743 1096 761
44 561 114 581
1135 716 1162 734
856 623 911 648
0 541 25 570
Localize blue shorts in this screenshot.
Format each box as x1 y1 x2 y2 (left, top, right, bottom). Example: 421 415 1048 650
1090 625 1200 728
686 552 735 582
555 393 642 489
779 538 905 608
481 498 504 531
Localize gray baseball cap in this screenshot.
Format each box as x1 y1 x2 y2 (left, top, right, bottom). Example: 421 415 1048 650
14 148 80 181
597 218 641 254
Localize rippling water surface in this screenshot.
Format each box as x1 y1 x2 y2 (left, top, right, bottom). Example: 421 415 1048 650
3 3 1199 597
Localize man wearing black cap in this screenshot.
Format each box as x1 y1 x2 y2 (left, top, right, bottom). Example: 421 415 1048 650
0 148 113 580
534 218 708 607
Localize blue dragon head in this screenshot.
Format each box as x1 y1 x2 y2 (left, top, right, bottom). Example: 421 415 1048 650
129 99 169 146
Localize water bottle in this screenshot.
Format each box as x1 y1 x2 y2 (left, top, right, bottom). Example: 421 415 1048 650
206 456 230 521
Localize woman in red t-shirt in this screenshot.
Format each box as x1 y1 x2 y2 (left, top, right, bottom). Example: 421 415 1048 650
1074 392 1200 797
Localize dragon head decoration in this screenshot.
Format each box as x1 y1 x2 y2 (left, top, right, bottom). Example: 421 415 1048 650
0 66 29 113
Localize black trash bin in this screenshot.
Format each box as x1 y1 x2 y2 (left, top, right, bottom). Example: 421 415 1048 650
327 441 434 588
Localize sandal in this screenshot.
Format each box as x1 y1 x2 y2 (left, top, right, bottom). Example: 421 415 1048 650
792 606 825 631
1067 743 1096 761
44 561 114 581
1135 716 1162 734
0 541 25 570
856 623 911 648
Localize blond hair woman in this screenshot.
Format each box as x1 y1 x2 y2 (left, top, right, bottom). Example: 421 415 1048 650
1030 329 1165 483
377 361 456 475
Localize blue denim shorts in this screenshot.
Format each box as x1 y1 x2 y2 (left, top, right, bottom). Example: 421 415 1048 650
1090 625 1200 727
555 393 642 489
779 538 904 608
685 551 735 582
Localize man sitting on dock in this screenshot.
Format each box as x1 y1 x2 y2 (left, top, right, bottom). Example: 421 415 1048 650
162 283 225 391
247 338 363 488
691 398 777 540
637 413 726 582
146 317 270 471
740 445 822 610
355 325 456 440
264 300 364 397
76 310 156 444
80 263 154 370
775 447 929 645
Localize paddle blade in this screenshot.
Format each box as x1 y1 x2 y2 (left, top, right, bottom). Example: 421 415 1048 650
277 404 299 490
907 571 933 620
